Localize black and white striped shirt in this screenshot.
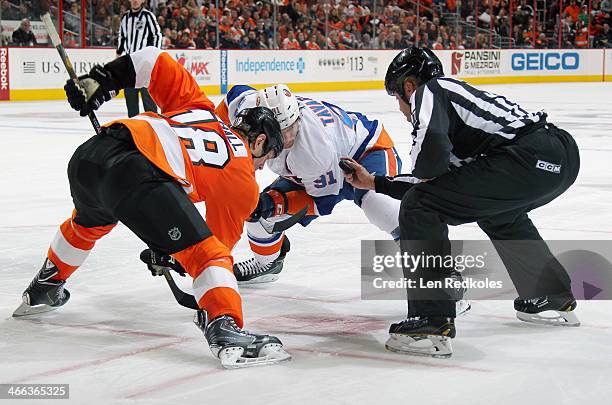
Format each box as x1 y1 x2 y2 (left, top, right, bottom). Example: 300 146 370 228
374 77 547 199
117 7 162 55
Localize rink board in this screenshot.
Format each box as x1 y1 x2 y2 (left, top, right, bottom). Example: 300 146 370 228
1 48 610 101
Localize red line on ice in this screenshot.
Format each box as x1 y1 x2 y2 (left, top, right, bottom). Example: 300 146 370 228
122 369 223 399
22 319 193 340
291 348 493 372
9 339 190 384
246 291 361 304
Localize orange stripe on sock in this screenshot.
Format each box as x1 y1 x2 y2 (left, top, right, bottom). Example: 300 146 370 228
48 214 115 280
59 213 115 250
172 236 233 279
198 287 243 328
58 219 93 250
47 249 79 280
249 235 285 256
192 258 242 326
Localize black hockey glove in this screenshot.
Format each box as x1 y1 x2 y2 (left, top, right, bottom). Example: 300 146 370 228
248 190 288 221
64 64 119 117
249 192 274 221
140 249 187 277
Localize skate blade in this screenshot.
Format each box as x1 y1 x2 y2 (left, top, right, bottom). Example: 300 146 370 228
385 334 453 359
12 301 59 318
456 300 472 317
219 344 291 369
516 310 580 327
237 274 280 286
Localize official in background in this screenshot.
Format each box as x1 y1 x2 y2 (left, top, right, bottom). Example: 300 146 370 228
117 0 162 117
344 47 580 358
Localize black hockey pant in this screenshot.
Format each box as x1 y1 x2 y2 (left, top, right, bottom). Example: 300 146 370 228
399 124 580 318
67 124 212 255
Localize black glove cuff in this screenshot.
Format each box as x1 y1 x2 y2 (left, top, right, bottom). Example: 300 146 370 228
104 54 137 90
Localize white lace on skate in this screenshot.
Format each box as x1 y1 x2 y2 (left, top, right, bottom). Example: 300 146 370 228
236 258 269 276
385 318 453 359
516 309 580 327
234 258 280 285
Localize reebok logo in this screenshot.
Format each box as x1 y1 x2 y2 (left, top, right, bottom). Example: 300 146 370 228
536 160 561 174
0 47 9 100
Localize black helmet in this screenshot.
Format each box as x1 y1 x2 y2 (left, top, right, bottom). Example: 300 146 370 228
384 47 444 99
231 107 283 158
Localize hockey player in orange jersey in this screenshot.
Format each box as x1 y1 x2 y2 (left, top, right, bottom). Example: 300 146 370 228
12 46 290 368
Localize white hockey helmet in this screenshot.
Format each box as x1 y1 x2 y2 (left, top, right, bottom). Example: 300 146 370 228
256 84 300 130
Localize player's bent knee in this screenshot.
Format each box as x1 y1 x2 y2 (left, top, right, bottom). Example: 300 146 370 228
172 236 232 279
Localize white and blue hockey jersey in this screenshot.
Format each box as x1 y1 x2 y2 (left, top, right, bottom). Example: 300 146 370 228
215 85 396 214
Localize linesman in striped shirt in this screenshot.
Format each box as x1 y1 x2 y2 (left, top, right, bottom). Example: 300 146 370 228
117 0 162 117
345 47 580 358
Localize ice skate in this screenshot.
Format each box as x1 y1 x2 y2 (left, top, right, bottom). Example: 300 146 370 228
385 317 456 358
233 237 290 285
515 293 580 326
194 311 291 369
449 269 470 316
456 299 471 317
13 258 71 317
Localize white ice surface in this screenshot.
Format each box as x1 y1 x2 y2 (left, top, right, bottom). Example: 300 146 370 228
1 82 611 405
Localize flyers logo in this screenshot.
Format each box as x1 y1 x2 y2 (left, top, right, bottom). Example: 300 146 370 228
451 52 463 75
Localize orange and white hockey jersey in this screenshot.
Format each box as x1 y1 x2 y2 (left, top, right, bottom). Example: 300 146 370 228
105 46 259 252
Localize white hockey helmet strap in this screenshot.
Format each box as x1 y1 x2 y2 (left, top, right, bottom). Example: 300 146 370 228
256 84 300 130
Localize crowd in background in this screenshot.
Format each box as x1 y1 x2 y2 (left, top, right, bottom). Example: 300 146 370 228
2 0 612 49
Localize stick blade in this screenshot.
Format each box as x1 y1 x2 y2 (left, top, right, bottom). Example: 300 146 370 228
259 206 308 234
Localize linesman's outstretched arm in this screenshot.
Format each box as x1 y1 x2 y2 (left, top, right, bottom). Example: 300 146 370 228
64 46 215 117
342 156 423 200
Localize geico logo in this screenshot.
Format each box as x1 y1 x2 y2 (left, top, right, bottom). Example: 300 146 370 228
511 52 579 71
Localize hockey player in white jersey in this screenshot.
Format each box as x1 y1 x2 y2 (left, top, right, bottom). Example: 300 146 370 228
215 84 403 284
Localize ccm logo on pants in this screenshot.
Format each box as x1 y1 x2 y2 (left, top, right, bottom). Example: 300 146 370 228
536 160 561 173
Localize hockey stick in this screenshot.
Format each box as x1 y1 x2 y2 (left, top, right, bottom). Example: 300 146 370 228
161 269 199 310
259 206 308 234
40 12 102 135
156 208 308 311
146 207 309 311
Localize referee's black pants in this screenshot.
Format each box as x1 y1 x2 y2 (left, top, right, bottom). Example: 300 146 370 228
124 87 158 118
399 124 580 318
